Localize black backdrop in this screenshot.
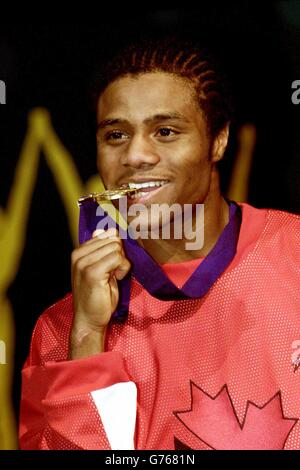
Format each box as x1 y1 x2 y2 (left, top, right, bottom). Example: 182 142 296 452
0 4 299 424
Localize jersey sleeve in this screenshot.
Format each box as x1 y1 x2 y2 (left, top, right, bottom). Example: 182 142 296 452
19 299 137 450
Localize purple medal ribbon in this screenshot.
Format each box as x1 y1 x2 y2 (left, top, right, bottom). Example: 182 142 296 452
79 200 242 321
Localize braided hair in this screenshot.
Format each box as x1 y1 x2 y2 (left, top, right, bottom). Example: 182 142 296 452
92 38 234 138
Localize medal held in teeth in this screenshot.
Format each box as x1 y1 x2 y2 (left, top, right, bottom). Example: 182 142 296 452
77 186 138 206
78 181 167 206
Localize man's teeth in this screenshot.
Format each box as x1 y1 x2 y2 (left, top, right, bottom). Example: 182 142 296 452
130 192 148 199
127 181 168 199
128 181 168 190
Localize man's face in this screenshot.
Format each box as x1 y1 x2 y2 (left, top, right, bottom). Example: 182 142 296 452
96 72 223 229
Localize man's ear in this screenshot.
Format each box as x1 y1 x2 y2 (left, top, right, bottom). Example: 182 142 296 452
211 123 230 163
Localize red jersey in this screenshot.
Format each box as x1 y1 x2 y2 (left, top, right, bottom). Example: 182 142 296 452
19 203 300 450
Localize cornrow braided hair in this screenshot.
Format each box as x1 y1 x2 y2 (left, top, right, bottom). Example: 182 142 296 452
91 38 234 138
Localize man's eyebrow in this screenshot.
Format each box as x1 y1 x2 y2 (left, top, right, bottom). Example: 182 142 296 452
97 113 189 130
97 118 128 130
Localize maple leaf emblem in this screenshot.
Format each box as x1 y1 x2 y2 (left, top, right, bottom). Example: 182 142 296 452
174 383 298 450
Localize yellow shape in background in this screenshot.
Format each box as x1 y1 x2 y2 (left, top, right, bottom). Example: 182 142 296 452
0 109 49 449
227 124 257 202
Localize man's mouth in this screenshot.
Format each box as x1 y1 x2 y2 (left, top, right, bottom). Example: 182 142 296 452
125 180 169 202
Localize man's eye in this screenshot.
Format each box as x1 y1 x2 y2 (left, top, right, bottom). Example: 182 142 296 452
106 131 128 141
156 128 178 138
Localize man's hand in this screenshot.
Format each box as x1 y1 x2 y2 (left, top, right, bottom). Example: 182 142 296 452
69 228 131 359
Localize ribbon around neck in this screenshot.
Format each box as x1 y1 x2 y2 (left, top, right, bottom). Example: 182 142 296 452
79 200 242 320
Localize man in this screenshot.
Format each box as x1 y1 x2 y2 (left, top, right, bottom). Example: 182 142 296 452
19 39 300 450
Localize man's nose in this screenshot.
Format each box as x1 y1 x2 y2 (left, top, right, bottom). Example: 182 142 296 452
121 134 160 169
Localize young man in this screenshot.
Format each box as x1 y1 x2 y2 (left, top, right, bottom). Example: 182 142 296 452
19 39 300 450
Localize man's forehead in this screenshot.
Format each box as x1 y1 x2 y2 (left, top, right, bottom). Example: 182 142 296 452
97 73 199 123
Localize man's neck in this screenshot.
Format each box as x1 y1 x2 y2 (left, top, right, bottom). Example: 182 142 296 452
137 194 230 265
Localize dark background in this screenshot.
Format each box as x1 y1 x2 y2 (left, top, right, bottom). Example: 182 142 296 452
0 3 299 421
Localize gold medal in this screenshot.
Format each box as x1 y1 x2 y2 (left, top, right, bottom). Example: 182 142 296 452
77 186 138 206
